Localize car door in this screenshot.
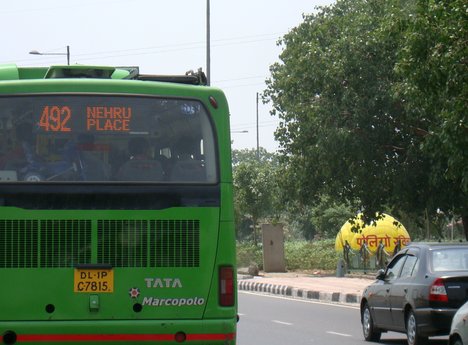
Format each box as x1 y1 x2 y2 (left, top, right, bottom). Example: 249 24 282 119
389 249 420 330
372 253 407 328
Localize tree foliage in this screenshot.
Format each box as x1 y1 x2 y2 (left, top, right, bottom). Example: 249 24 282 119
310 195 356 238
264 0 468 238
394 0 468 215
232 148 280 244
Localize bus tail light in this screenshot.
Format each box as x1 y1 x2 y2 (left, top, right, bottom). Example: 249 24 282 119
429 278 448 302
219 266 234 306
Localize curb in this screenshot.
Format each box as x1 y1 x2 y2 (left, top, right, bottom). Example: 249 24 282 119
238 280 361 305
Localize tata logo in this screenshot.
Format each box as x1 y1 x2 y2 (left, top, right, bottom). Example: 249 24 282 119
145 277 182 288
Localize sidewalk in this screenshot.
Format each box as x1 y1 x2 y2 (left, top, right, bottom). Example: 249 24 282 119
237 271 374 305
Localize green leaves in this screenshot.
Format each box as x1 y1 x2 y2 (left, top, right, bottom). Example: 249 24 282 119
233 148 281 244
395 0 468 201
265 0 468 237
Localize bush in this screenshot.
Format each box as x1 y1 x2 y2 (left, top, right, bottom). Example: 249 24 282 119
236 239 339 271
284 239 338 270
236 242 263 269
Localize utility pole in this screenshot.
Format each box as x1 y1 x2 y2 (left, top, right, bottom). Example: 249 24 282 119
256 92 260 160
206 0 211 85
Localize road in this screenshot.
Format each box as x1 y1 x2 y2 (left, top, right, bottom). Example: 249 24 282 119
237 291 449 345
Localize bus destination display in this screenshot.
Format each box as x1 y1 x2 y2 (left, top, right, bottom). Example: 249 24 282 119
38 105 133 132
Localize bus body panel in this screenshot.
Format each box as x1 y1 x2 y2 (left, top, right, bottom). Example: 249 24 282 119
0 319 236 345
0 207 220 321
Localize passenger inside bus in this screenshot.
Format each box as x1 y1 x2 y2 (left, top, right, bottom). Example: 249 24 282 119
75 133 111 181
0 122 34 172
116 137 164 181
170 137 205 181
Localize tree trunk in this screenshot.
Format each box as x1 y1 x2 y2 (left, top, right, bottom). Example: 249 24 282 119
252 216 258 246
425 208 431 240
462 215 468 241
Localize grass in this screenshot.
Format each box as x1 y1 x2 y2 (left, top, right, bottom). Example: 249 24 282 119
237 239 339 271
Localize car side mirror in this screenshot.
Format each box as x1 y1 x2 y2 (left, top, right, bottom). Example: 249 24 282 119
376 269 385 280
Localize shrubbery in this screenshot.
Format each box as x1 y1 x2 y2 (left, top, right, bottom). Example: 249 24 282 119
236 242 263 269
284 239 338 270
237 239 339 271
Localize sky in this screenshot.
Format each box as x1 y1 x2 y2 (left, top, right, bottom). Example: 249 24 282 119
1 0 335 152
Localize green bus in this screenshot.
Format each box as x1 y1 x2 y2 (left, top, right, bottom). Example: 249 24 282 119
0 64 236 345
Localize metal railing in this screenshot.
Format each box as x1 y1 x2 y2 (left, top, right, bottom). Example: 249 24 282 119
341 240 402 273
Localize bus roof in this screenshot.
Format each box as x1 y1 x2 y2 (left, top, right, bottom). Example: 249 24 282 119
0 64 207 85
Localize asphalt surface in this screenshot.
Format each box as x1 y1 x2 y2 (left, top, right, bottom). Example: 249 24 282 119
237 271 374 305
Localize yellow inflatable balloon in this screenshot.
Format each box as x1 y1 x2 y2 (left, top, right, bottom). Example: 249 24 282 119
335 213 410 254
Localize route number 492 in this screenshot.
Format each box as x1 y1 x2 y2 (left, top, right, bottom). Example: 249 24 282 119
39 106 72 132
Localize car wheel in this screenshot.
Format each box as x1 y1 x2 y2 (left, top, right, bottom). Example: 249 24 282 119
23 171 44 181
406 310 428 345
362 303 381 342
451 338 463 345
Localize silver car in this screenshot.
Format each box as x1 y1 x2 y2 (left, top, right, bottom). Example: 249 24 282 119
449 300 468 345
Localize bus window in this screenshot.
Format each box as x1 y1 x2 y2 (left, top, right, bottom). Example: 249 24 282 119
0 96 217 183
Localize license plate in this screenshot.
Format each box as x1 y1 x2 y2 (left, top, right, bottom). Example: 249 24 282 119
74 269 114 293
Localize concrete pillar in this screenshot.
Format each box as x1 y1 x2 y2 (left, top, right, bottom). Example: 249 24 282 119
262 223 286 272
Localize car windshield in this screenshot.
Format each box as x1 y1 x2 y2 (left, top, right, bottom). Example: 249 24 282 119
0 95 217 183
431 248 468 272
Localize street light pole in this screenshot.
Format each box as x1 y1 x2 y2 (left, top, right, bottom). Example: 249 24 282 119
256 92 260 160
230 130 248 147
29 45 70 65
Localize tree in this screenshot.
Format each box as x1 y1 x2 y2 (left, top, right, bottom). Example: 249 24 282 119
232 148 280 244
264 0 468 237
310 195 356 239
393 0 468 238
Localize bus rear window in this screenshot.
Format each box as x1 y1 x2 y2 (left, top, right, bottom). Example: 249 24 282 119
0 95 217 183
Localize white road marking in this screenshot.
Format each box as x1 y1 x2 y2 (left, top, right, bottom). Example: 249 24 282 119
272 320 293 326
326 331 352 337
239 290 359 310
